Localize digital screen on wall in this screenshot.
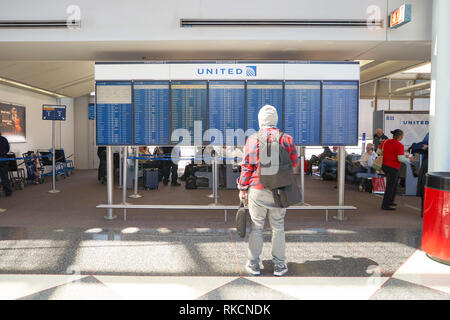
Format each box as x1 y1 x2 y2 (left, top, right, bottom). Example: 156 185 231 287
95 81 133 145
246 81 283 133
207 81 245 145
133 81 170 145
0 102 26 143
171 81 207 145
284 81 321 145
321 81 359 146
88 104 95 120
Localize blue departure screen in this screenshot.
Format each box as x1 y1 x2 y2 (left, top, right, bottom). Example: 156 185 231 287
246 81 283 132
208 81 245 145
133 81 170 145
284 81 321 145
88 104 95 120
171 81 207 145
321 81 359 146
96 81 132 145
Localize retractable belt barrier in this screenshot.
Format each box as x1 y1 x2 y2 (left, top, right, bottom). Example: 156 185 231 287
127 155 242 161
99 151 357 222
0 154 53 162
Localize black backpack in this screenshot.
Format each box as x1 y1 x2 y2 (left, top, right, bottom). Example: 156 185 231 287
255 131 293 190
185 175 197 189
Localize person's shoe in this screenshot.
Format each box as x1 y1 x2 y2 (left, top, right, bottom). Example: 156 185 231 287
171 181 181 186
163 179 168 186
274 263 288 276
391 203 398 207
245 261 260 276
381 205 396 210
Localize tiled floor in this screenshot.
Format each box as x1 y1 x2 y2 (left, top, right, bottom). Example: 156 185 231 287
0 227 448 300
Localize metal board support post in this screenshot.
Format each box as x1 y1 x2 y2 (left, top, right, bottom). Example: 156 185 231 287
104 146 116 220
213 154 219 205
300 147 305 204
118 148 123 189
129 147 142 199
334 146 346 221
122 146 130 220
48 119 60 194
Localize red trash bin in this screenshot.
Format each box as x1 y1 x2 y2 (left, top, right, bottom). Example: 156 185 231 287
421 172 450 265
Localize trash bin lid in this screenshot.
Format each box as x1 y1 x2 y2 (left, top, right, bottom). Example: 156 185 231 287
426 172 450 192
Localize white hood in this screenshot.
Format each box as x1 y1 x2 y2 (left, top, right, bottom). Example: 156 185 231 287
258 104 278 129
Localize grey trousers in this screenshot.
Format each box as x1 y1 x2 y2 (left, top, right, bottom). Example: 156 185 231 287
247 188 286 266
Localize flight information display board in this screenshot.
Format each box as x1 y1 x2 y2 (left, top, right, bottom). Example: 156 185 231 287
96 81 132 145
208 81 245 145
133 81 170 145
171 81 207 145
246 81 283 132
284 81 321 145
88 104 95 120
321 81 359 146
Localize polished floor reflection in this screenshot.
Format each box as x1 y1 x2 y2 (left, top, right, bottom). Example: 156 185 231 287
0 227 448 300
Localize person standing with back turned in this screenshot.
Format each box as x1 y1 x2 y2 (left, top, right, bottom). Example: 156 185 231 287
238 105 298 276
378 129 411 210
0 132 12 197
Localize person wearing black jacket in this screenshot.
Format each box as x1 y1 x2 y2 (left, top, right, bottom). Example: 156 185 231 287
0 132 12 196
373 128 389 150
410 133 429 217
97 146 107 183
160 146 180 186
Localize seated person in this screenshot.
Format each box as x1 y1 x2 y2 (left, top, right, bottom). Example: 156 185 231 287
307 146 333 174
140 146 162 171
351 143 377 174
318 147 347 179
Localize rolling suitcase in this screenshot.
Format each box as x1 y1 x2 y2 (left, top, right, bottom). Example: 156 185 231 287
143 168 159 190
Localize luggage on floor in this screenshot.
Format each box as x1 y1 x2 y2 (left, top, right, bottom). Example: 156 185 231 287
372 176 386 194
359 177 373 193
143 168 159 190
185 175 197 189
304 159 310 173
196 176 209 188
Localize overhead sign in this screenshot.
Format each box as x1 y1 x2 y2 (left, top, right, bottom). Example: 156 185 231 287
42 105 66 121
389 4 412 29
384 113 429 148
95 62 360 81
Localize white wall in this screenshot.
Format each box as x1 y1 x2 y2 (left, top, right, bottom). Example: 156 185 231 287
0 83 74 161
74 94 96 169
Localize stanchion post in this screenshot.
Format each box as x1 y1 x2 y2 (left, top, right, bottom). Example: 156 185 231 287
129 147 142 199
122 146 129 220
48 119 60 194
104 146 116 220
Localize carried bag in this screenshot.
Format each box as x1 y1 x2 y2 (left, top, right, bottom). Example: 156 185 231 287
272 176 301 208
235 200 247 238
256 131 293 190
372 177 386 194
372 143 385 172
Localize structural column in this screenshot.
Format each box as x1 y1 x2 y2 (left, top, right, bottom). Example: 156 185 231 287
421 0 450 265
429 0 450 172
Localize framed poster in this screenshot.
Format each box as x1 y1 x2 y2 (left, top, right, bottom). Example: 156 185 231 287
0 102 26 142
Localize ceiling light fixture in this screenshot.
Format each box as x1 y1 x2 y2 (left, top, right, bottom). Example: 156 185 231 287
0 76 66 98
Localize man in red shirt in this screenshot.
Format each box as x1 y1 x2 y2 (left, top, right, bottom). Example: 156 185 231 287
238 105 298 276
